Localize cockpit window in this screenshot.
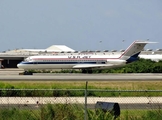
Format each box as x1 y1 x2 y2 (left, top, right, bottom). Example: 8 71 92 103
24 57 31 62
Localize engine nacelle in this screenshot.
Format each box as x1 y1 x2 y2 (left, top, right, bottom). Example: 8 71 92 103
107 59 126 64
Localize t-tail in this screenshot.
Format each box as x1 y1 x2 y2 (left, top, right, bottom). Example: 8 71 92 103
119 40 156 63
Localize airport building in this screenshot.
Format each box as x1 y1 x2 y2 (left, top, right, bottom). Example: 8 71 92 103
0 45 162 68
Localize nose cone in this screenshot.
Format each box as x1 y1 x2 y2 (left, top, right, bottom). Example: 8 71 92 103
17 63 21 68
17 62 23 69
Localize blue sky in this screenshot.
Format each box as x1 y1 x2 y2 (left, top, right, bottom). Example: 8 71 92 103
0 0 162 52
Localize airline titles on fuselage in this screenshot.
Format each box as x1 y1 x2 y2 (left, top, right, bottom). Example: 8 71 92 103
68 56 91 59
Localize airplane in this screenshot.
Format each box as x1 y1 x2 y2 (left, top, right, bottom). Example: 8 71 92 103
17 40 155 73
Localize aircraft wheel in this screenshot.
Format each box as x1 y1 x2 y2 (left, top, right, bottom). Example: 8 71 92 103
88 69 92 74
82 69 92 74
82 69 87 73
24 71 33 75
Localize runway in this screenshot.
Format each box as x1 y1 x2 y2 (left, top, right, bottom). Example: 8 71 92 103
0 73 162 81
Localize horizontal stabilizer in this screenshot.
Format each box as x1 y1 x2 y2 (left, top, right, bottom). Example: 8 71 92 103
135 41 157 44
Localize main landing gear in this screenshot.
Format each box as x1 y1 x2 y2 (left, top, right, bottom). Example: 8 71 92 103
82 69 93 74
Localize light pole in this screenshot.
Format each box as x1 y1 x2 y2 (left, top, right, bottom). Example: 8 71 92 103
122 40 125 50
99 41 102 51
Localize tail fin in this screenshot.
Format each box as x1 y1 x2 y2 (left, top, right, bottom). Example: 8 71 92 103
119 40 156 63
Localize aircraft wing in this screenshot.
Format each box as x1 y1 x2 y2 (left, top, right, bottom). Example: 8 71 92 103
72 64 114 69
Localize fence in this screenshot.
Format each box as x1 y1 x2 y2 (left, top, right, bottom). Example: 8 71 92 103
0 89 162 120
